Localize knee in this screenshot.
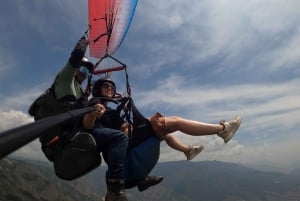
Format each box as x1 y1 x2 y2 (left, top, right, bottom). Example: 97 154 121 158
115 131 129 144
121 132 129 142
164 116 182 130
164 134 172 142
167 116 182 122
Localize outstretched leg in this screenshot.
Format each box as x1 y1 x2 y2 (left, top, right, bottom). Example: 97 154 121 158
165 134 190 152
149 113 242 143
164 116 223 136
165 134 204 160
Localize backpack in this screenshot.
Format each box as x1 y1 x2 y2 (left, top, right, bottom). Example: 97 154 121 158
28 87 101 180
29 87 70 161
53 130 101 180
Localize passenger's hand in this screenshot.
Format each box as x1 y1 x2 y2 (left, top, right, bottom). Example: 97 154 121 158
121 123 133 135
92 104 106 118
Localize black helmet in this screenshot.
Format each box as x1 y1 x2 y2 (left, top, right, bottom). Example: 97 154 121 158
80 57 94 71
92 77 116 97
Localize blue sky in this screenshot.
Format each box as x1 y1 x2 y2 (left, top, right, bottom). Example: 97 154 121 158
0 0 300 172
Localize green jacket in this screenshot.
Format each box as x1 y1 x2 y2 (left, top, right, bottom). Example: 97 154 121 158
54 61 83 101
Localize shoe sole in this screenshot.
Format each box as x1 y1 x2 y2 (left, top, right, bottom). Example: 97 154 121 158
224 116 242 143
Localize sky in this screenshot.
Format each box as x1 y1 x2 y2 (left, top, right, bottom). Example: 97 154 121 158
0 0 300 172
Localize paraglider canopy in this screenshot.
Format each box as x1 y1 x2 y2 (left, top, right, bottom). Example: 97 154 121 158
88 0 138 59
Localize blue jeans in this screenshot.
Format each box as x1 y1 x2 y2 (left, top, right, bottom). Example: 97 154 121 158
91 127 129 179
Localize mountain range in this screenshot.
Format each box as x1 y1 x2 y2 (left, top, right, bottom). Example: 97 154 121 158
1 157 300 201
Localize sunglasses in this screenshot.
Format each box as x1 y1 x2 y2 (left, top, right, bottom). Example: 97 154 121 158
101 82 115 91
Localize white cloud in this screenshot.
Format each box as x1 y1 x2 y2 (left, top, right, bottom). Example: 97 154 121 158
227 133 300 171
159 129 300 171
0 84 46 112
266 33 300 71
0 110 33 132
248 0 300 34
159 132 246 162
131 0 300 75
136 75 300 113
0 81 49 159
0 109 43 160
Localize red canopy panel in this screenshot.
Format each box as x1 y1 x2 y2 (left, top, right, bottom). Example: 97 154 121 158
88 0 138 58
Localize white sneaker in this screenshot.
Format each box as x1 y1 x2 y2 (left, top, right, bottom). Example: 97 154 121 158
218 116 242 143
185 145 204 161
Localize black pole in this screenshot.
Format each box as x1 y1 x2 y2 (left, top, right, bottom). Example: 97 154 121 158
0 107 95 159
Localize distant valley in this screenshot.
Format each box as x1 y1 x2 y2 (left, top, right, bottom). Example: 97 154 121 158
1 158 300 201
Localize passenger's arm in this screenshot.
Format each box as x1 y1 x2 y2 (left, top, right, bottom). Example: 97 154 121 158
83 104 106 129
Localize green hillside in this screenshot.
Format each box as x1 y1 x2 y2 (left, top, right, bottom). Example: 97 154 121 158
1 158 300 201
